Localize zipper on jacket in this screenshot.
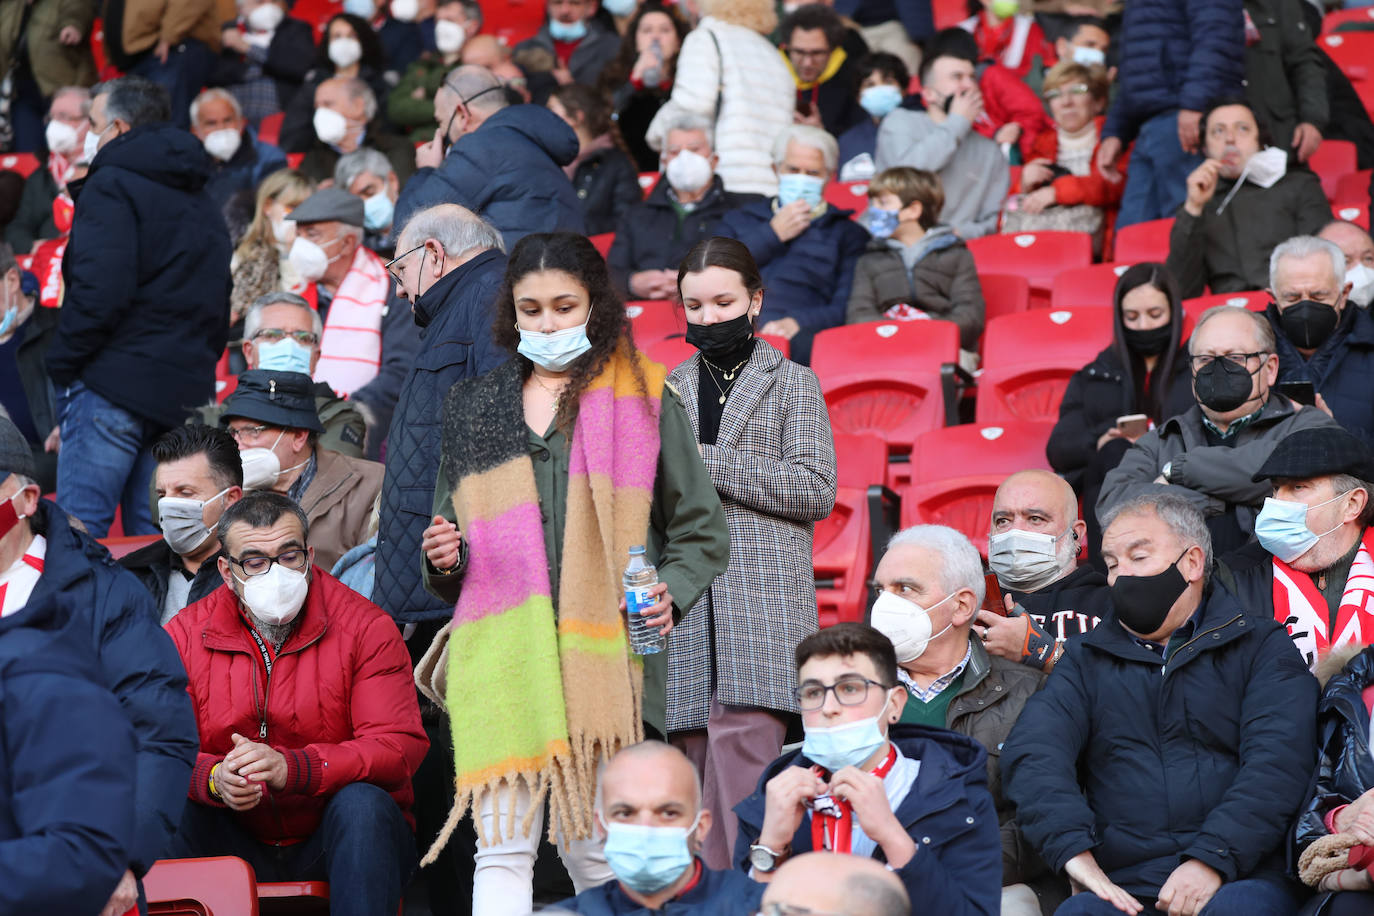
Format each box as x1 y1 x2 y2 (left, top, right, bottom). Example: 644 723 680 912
1164 614 1244 674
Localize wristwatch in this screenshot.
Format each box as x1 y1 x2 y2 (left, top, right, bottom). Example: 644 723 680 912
1161 461 1173 482
749 843 788 873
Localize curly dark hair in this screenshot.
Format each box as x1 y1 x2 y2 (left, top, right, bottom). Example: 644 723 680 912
313 13 388 75
492 232 648 435
598 2 690 97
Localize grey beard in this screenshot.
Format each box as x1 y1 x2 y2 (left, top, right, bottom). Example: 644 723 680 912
248 612 297 650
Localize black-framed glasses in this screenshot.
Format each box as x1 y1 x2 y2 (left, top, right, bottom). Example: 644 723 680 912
384 243 424 286
228 548 309 578
226 423 272 442
794 676 890 711
1188 351 1269 373
252 328 319 346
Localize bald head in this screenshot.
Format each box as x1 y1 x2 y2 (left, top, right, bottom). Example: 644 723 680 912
995 469 1077 525
461 34 509 68
763 853 909 916
1320 220 1374 271
599 741 703 816
989 469 1084 587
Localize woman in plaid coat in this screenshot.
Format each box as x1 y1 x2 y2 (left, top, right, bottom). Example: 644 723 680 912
665 236 838 871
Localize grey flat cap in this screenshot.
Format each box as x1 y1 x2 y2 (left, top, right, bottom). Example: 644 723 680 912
286 187 365 228
0 414 34 480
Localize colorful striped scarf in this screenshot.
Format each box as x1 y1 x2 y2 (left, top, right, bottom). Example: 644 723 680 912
429 342 665 854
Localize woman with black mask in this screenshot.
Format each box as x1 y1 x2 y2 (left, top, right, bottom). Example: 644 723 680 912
662 236 838 871
1048 262 1196 565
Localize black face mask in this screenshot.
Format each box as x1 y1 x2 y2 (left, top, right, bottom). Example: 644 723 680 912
1278 300 1340 350
685 312 753 357
1193 357 1259 413
1124 324 1171 357
1110 549 1190 637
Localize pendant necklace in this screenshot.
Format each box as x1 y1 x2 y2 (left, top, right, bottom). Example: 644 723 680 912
531 373 567 413
702 357 747 405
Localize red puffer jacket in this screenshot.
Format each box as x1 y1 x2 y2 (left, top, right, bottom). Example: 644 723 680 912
166 568 429 846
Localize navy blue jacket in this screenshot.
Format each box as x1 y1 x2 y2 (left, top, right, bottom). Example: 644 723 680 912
203 126 287 215
1267 301 1374 446
560 862 764 914
715 200 870 365
0 591 138 913
1101 0 1247 144
1003 585 1317 897
375 248 507 623
734 724 1001 916
48 123 232 429
14 499 199 875
394 105 586 249
1295 646 1374 859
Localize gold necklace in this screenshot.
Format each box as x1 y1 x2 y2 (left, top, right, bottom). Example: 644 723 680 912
530 373 568 412
702 355 748 380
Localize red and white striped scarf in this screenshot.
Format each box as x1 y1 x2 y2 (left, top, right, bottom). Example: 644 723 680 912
314 245 390 396
1273 528 1374 671
0 535 45 617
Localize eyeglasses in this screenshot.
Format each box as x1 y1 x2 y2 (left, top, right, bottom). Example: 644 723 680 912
1188 351 1269 372
755 904 846 916
228 548 309 578
227 424 273 442
384 243 425 286
793 676 890 711
252 328 319 346
1043 84 1091 101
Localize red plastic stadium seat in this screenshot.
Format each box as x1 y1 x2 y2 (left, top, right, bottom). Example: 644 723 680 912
638 172 659 197
482 0 548 44
1334 170 1371 208
933 0 968 30
814 432 894 627
0 152 39 178
1320 31 1374 83
976 307 1114 424
625 299 683 345
589 232 615 258
258 881 331 914
810 320 960 478
286 152 305 169
823 180 871 216
1311 140 1359 202
1049 263 1131 310
1335 200 1371 230
1112 218 1174 264
1324 6 1374 33
643 334 695 371
258 111 285 147
898 421 1056 555
1181 291 1269 337
99 534 161 560
978 272 1032 324
965 231 1093 309
145 856 260 916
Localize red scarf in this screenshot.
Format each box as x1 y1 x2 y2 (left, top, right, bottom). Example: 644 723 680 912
1273 528 1374 670
810 745 897 854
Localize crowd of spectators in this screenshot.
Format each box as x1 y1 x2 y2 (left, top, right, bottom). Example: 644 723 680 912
8 0 1374 915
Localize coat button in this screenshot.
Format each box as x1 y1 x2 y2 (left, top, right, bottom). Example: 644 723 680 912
994 685 1003 692
538 450 550 462
1212 633 1221 639
965 816 974 824
921 836 931 844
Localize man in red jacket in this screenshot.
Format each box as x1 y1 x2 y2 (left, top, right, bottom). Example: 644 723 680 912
163 490 428 915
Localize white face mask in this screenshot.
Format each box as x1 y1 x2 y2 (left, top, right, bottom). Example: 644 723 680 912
45 120 81 155
435 19 467 54
665 149 712 193
328 37 364 69
235 563 310 627
1242 146 1288 189
247 2 284 31
272 216 295 245
158 487 231 556
1347 264 1374 308
988 527 1072 592
390 0 419 20
203 127 242 162
288 236 334 282
313 107 350 146
869 590 955 663
1071 45 1105 67
83 122 112 161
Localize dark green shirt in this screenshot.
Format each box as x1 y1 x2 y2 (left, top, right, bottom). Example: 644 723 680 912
1312 536 1362 632
898 670 966 728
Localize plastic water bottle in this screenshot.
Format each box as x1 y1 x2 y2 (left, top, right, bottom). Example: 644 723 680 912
623 545 665 654
642 39 663 88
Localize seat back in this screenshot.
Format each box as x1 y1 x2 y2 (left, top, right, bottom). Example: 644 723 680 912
978 272 1032 324
1181 291 1269 337
145 857 260 916
1320 31 1374 82
588 232 615 258
1111 218 1174 264
823 180 871 215
643 335 695 372
976 307 1114 423
258 881 331 914
1311 140 1360 202
814 432 889 627
0 153 39 178
1324 6 1374 33
1050 263 1130 310
625 299 683 346
966 231 1094 308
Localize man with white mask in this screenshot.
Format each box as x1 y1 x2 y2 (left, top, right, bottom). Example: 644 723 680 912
1318 220 1374 309
164 490 428 916
189 88 286 219
5 86 87 254
978 469 1111 674
1165 98 1331 299
733 621 1001 915
296 77 416 187
121 426 243 624
606 114 763 299
220 370 383 572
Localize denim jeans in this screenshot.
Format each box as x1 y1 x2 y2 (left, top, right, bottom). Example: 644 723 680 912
55 381 159 538
163 783 418 916
129 39 214 130
1055 875 1305 916
1116 108 1204 228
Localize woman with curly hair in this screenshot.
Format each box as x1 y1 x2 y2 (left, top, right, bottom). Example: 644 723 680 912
597 1 690 171
417 232 728 914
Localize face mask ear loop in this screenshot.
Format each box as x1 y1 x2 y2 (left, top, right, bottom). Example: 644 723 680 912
1215 158 1251 216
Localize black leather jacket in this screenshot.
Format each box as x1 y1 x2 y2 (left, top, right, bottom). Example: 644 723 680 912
1295 647 1374 857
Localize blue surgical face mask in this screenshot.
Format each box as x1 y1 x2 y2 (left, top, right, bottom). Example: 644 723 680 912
0 306 15 338
548 17 588 41
363 192 394 231
256 337 314 375
801 694 893 773
517 310 594 371
342 0 375 17
867 206 900 239
777 173 824 209
859 84 903 119
599 811 702 894
1254 492 1348 564
602 0 637 15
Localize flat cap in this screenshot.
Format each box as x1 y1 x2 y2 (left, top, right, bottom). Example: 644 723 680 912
220 370 325 434
0 414 34 480
286 187 364 227
1253 426 1374 482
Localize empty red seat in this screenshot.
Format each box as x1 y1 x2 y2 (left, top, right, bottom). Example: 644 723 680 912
810 320 960 472
1321 31 1374 83
1334 170 1371 207
0 152 39 178
966 231 1094 309
1181 291 1270 336
1324 6 1374 33
589 232 615 258
625 299 683 345
814 432 894 627
824 180 871 215
1112 217 1174 264
1311 140 1360 202
145 856 260 916
643 334 694 371
258 111 285 147
976 307 1114 424
898 421 1056 555
1050 263 1131 310
978 272 1032 324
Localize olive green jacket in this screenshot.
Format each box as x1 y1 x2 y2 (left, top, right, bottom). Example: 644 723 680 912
387 54 460 145
0 0 96 96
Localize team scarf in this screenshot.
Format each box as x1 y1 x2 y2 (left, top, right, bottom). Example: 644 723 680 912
313 245 389 396
422 341 664 862
1273 528 1374 671
810 745 897 854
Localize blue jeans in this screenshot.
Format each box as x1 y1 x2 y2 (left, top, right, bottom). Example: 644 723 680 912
129 39 213 130
1055 876 1304 916
163 782 418 916
1116 108 1204 228
55 381 158 537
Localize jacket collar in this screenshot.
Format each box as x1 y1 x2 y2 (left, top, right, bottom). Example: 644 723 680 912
1160 392 1298 441
412 247 504 328
296 447 358 517
1081 584 1250 667
200 566 330 653
672 339 785 448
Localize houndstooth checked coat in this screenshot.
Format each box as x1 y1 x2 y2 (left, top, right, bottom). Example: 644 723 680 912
665 340 837 731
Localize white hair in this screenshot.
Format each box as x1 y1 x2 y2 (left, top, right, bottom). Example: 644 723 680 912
772 125 838 174
189 87 243 125
1099 492 1213 582
50 85 91 117
662 112 715 152
243 292 323 341
1269 234 1346 294
334 148 394 191
886 524 987 607
398 203 505 257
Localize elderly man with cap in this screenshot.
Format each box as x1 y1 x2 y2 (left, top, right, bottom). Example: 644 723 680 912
1218 426 1374 673
760 852 911 916
0 414 197 916
976 469 1111 675
220 369 384 572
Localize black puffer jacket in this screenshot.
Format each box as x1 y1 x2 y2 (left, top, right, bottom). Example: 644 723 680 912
570 145 642 236
1296 647 1374 864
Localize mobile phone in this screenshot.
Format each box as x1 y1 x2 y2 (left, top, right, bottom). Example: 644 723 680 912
1277 380 1316 406
1116 414 1149 438
796 98 813 118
